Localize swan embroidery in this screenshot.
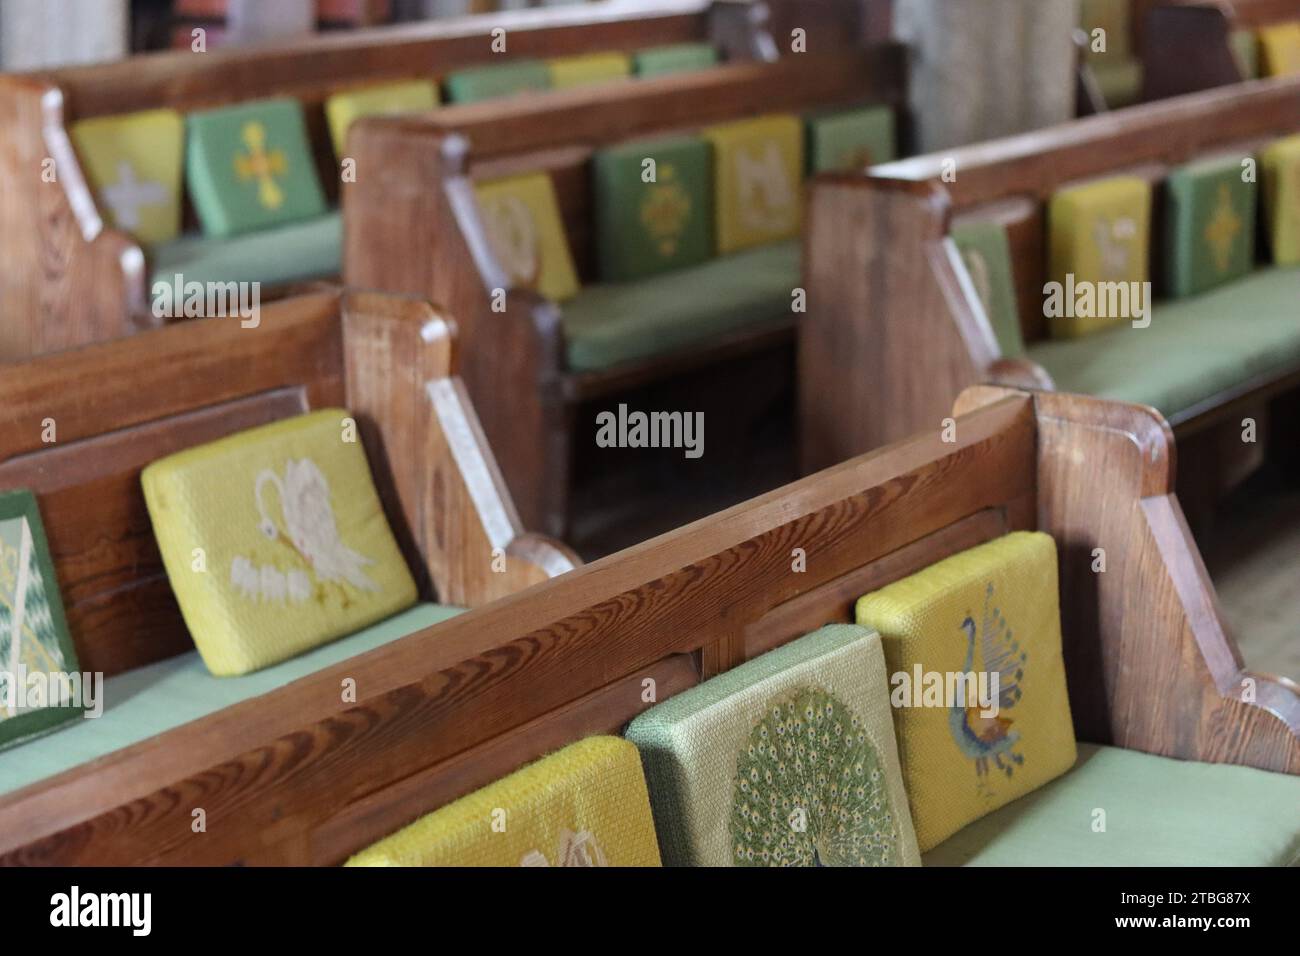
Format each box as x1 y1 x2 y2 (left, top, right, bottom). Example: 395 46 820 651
518 829 607 867
229 458 379 605
950 583 1027 792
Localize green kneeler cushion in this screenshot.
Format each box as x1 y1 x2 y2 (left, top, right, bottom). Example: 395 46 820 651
562 239 799 371
806 105 896 173
443 60 551 103
1164 154 1256 298
0 603 460 796
1028 267 1300 418
186 98 327 238
1091 59 1143 109
592 136 712 282
950 220 1025 358
924 743 1300 866
625 624 921 867
634 42 718 78
150 210 342 287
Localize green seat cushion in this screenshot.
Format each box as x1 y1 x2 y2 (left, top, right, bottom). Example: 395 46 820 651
950 220 1025 358
1164 153 1256 299
592 135 713 282
443 60 551 103
633 42 719 78
0 602 460 797
1091 58 1143 109
185 97 327 238
924 743 1300 866
806 105 896 174
562 239 799 371
150 210 341 288
1028 267 1300 418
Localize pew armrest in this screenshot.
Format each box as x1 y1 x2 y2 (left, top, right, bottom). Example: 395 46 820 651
957 384 1300 774
985 357 1054 391
342 292 578 609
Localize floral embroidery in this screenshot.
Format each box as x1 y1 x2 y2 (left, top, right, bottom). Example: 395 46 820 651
229 458 378 604
0 516 65 719
949 582 1027 792
731 686 899 866
519 829 607 867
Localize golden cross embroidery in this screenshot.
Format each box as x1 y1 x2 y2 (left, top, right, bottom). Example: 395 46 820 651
641 163 691 257
233 121 287 210
1204 182 1243 273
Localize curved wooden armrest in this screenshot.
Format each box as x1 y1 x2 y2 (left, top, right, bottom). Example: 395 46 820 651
985 357 1054 391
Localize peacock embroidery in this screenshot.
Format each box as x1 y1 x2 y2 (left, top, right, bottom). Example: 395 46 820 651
0 516 65 719
229 458 379 605
730 686 900 867
950 582 1027 791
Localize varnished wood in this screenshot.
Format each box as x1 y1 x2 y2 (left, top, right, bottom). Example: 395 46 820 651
346 48 907 538
1144 0 1300 101
0 289 574 678
0 387 1292 865
800 76 1300 473
0 1 773 363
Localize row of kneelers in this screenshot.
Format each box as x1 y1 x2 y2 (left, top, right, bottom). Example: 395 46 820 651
67 42 723 251
347 531 1073 866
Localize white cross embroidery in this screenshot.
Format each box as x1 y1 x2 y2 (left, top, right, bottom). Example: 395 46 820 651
102 161 167 230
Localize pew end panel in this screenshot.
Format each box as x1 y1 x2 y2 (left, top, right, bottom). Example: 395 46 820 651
1 382 1289 865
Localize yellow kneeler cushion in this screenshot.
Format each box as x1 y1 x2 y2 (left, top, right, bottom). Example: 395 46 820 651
324 79 439 158
1047 175 1151 338
70 108 185 246
546 52 632 90
142 410 417 676
347 737 662 866
1262 134 1300 266
1258 23 1300 77
703 114 805 254
474 172 580 303
855 532 1077 852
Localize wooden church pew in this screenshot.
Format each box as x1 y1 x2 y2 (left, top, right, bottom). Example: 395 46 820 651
0 288 578 847
345 48 907 544
1144 0 1300 100
0 384 1292 865
798 74 1300 530
0 0 772 361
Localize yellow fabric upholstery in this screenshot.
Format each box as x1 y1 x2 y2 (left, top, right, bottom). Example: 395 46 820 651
474 172 580 303
141 410 417 676
70 108 185 245
324 79 439 157
1047 176 1151 338
1262 134 1300 266
546 52 632 90
1258 22 1300 76
703 114 804 254
346 736 662 866
855 532 1077 852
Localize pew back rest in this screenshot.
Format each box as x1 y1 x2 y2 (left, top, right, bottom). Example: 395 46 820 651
0 290 574 679
1144 0 1300 98
0 386 1294 864
864 75 1300 345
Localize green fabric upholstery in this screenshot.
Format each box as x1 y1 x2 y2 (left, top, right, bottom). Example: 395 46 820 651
1231 29 1260 79
0 603 460 797
805 105 896 173
150 211 341 288
634 42 719 78
592 136 713 282
562 239 799 371
443 60 551 103
950 220 1025 358
185 98 327 238
1029 267 1300 418
1091 59 1143 109
923 743 1300 866
1164 154 1256 298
